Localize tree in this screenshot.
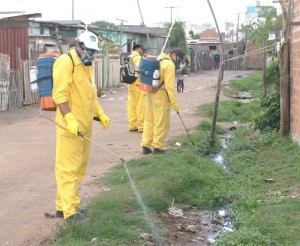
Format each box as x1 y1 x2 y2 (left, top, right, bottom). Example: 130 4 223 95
92 20 118 30
240 13 282 46
164 21 187 53
189 30 194 39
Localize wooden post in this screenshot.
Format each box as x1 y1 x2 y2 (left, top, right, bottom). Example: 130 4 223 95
279 0 291 136
55 25 63 54
17 47 23 107
207 0 225 145
262 40 267 97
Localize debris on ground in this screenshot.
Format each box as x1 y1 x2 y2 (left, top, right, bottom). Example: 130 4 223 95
44 212 56 218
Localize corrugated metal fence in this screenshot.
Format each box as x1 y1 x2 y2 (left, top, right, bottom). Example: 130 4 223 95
0 54 23 111
0 53 122 111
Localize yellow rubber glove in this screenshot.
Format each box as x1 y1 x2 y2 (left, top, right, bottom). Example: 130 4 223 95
171 102 179 112
95 108 110 129
64 112 79 136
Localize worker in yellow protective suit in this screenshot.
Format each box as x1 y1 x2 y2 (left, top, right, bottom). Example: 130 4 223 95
127 44 146 132
141 48 185 155
52 31 110 223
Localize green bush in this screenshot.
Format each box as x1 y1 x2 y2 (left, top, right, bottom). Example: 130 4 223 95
266 60 280 88
252 60 280 132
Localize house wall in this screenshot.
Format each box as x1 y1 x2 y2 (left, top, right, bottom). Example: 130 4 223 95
291 0 300 145
0 16 29 70
245 40 263 69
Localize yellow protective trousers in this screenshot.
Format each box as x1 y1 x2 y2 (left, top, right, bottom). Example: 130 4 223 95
55 128 91 219
141 90 171 150
127 80 145 131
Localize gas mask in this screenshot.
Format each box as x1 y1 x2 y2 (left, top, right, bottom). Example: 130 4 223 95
81 49 96 66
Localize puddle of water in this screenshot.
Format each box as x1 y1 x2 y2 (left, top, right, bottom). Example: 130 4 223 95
209 131 234 172
208 131 236 243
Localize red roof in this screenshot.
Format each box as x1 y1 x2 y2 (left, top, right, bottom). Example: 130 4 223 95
200 28 219 41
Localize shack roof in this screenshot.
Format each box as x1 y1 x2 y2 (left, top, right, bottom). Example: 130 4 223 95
0 11 42 20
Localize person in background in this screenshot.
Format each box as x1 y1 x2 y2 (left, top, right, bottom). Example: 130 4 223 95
127 44 145 133
141 48 185 155
52 31 110 223
213 53 220 70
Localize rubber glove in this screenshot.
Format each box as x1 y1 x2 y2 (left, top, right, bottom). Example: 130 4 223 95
98 111 110 128
95 107 110 129
64 112 79 136
171 102 179 112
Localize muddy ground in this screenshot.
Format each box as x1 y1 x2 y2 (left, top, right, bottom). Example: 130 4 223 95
0 70 253 246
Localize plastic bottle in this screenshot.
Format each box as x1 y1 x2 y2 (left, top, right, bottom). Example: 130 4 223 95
135 60 140 77
152 69 160 87
30 66 38 92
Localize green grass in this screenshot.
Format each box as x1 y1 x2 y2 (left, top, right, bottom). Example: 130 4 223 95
197 72 264 123
51 122 231 245
52 71 300 245
214 128 300 245
51 123 300 246
198 100 260 122
222 72 264 98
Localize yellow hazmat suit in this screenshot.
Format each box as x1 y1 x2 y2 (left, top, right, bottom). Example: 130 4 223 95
127 51 146 132
52 48 108 219
141 53 177 150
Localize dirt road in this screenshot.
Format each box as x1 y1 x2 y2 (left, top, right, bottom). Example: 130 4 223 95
0 70 251 245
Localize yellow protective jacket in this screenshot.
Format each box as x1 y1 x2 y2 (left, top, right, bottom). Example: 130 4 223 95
130 51 142 84
52 48 101 135
157 53 177 105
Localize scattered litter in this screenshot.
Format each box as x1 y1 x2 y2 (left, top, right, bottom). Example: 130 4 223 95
233 91 253 99
185 224 197 233
140 233 153 242
44 212 55 218
218 210 226 217
234 75 243 78
264 179 274 183
91 237 97 243
175 142 181 146
102 187 111 192
168 198 183 217
122 204 133 213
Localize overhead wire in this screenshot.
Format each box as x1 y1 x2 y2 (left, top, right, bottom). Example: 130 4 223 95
222 42 278 63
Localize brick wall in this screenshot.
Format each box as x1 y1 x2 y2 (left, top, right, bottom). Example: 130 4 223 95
291 0 300 145
245 40 263 69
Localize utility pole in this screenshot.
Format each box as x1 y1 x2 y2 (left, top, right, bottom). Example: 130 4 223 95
236 13 242 42
72 0 74 20
117 19 128 51
164 6 178 24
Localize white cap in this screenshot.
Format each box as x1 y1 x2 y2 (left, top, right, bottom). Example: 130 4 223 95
78 31 99 51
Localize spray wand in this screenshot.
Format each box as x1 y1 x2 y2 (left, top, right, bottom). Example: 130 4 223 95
177 111 195 146
39 111 125 164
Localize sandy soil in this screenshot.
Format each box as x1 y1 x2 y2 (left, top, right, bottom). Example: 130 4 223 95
0 70 253 246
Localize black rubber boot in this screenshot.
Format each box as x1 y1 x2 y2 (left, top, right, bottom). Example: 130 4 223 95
56 207 86 218
55 210 64 218
142 146 152 155
66 212 88 223
153 148 166 155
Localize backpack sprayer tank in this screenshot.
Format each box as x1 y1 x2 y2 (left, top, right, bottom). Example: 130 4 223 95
30 53 59 111
139 57 160 93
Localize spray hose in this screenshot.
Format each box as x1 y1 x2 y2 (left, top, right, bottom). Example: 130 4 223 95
177 111 195 146
39 111 125 164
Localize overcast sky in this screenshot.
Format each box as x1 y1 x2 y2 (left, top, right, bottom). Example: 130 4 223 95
2 0 280 30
